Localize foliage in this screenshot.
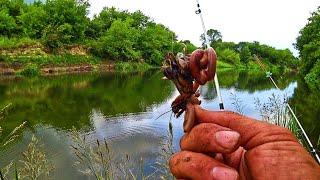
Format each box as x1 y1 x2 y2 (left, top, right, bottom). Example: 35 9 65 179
295 7 320 73
139 23 174 64
18 2 46 39
5 55 99 66
200 29 222 47
200 29 298 69
0 0 299 70
115 62 152 72
216 47 241 65
304 60 320 90
18 63 40 76
93 18 141 61
0 36 38 49
295 7 320 89
0 8 17 37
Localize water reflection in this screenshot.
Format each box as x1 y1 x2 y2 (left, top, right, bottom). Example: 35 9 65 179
0 70 319 178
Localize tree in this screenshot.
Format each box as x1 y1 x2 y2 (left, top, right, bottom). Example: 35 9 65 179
295 6 320 75
0 9 17 37
86 7 130 39
18 2 46 39
216 48 241 65
200 29 222 47
93 18 141 61
239 45 251 64
43 0 90 43
139 23 174 64
0 0 25 37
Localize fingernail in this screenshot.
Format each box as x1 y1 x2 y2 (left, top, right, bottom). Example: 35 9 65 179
215 131 240 149
212 167 239 180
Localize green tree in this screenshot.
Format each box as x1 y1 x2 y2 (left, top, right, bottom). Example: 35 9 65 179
86 7 130 39
93 18 141 61
0 0 25 37
18 2 46 39
42 0 89 47
200 29 222 47
295 6 320 75
239 45 251 64
0 9 17 37
216 48 241 65
139 23 174 64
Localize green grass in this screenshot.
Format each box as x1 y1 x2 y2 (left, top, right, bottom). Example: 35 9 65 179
217 61 234 69
0 37 39 50
4 55 100 66
18 63 40 77
115 62 153 72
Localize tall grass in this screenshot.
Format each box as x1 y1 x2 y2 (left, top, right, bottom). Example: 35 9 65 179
230 92 245 115
0 37 39 50
0 136 54 180
4 55 100 66
19 136 54 179
155 121 175 180
253 94 307 147
230 93 303 144
0 103 26 148
254 93 291 127
70 128 157 179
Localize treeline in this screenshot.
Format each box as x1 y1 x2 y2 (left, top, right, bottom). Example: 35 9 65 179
295 6 320 90
0 0 298 69
0 0 195 65
201 29 298 69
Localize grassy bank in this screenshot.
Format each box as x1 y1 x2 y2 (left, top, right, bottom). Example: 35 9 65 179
115 62 154 72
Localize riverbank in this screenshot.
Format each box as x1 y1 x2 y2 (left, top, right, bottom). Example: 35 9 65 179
0 39 294 76
0 42 154 76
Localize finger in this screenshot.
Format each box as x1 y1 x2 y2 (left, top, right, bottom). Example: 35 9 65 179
193 105 297 149
223 147 245 169
169 151 239 180
180 123 240 154
214 153 225 163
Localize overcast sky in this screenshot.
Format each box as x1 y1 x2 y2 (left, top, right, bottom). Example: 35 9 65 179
88 0 319 55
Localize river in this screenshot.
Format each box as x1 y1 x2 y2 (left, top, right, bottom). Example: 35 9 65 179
0 70 319 179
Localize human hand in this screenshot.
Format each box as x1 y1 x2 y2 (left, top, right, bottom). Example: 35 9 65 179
169 105 320 180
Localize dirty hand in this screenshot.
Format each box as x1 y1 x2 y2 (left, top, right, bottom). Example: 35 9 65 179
169 105 320 180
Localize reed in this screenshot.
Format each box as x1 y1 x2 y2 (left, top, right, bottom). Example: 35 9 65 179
230 92 245 115
0 136 54 180
70 128 156 179
155 120 175 180
19 136 54 180
0 103 26 148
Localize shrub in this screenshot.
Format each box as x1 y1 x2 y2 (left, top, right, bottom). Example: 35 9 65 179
305 60 320 90
19 63 40 76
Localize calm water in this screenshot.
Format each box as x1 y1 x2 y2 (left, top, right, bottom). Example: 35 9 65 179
0 70 319 179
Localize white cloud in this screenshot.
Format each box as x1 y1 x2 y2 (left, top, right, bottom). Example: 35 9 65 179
89 0 319 55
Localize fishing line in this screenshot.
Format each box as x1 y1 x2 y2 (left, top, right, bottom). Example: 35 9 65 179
255 55 320 164
194 0 224 110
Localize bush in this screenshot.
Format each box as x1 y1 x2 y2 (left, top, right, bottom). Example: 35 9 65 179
216 48 241 65
305 60 320 90
115 62 152 72
19 63 40 76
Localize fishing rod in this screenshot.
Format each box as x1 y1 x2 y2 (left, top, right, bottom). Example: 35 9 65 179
195 0 224 110
255 55 320 164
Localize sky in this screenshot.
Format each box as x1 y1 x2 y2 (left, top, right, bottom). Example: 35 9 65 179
88 0 319 56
